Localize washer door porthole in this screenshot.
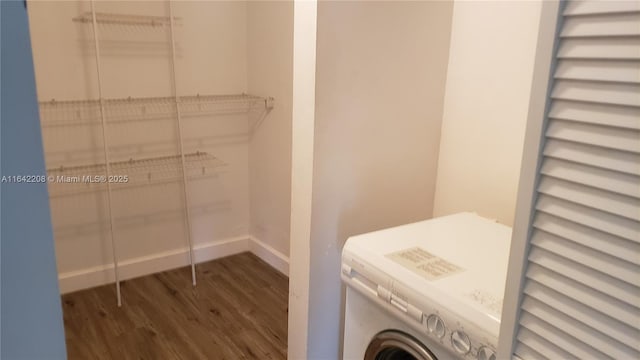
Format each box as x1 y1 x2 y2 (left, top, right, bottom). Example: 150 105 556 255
364 330 438 360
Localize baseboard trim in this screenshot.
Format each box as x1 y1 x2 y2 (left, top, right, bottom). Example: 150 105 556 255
249 236 290 276
58 235 289 294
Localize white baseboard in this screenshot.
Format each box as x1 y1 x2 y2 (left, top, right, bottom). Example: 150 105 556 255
58 235 289 294
249 236 290 276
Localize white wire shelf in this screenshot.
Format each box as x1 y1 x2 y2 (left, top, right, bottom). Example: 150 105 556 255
47 151 225 198
39 94 274 127
43 133 250 166
72 12 182 28
52 200 231 238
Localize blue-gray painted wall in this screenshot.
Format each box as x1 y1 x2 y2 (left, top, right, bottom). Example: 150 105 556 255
1 1 67 358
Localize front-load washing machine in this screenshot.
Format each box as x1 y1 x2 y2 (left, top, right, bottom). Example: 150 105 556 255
341 212 511 360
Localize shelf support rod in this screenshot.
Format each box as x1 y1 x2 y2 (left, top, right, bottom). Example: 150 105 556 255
167 0 197 286
90 0 122 307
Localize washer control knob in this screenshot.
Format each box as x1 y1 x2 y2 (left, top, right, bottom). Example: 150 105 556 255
477 346 496 360
451 330 471 354
426 315 446 338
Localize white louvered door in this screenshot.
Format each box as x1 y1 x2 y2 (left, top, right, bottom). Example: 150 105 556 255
500 1 640 359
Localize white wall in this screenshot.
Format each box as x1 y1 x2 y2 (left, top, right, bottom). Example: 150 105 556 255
433 0 543 226
28 1 252 284
247 1 294 259
306 1 453 358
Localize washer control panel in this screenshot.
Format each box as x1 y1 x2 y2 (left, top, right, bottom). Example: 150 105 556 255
420 309 497 359
426 314 446 338
477 346 497 360
342 254 499 359
451 330 472 355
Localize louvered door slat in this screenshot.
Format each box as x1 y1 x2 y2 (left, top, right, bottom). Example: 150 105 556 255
518 312 610 359
546 120 640 153
536 194 640 241
512 2 640 358
538 176 640 220
516 327 577 360
526 263 638 328
531 231 637 284
561 13 640 38
529 243 639 303
544 139 640 175
541 157 640 197
534 211 640 260
524 281 639 350
552 80 640 106
563 1 640 16
558 38 640 60
555 59 640 83
514 342 548 360
549 100 640 129
521 297 636 359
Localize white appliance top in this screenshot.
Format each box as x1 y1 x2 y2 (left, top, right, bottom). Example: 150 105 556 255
342 212 512 352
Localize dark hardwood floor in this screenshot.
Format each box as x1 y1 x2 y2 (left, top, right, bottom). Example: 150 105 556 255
62 252 289 360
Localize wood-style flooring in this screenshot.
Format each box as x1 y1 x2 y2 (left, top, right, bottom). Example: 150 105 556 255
61 252 289 360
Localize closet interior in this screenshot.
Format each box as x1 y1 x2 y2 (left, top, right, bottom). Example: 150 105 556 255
28 0 293 305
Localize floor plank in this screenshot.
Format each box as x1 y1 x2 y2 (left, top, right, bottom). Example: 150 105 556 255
62 252 289 360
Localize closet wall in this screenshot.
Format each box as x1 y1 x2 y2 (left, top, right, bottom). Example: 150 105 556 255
247 1 294 263
433 0 543 226
27 0 292 292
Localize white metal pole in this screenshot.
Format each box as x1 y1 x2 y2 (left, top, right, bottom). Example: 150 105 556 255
167 0 197 286
90 0 122 307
